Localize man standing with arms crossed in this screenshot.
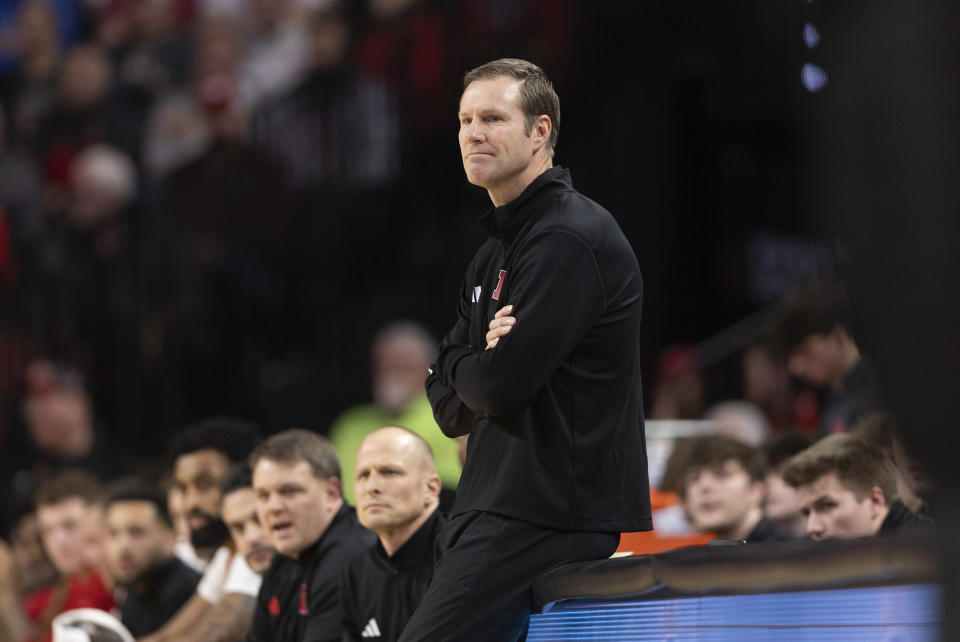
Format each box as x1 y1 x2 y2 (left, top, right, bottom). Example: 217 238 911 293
401 58 651 641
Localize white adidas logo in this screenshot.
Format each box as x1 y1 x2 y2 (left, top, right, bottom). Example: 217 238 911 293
361 618 381 638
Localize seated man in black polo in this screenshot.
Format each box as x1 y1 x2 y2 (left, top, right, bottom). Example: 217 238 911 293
247 429 375 642
783 433 932 540
341 426 443 641
103 483 201 637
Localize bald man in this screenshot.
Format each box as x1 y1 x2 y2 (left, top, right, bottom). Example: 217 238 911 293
340 426 444 641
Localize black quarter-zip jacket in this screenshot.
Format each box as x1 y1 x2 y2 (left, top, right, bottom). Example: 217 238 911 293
247 503 376 642
340 508 444 641
426 166 652 532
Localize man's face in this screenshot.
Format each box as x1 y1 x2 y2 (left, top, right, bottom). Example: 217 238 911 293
222 488 275 574
795 472 884 540
372 338 429 415
354 430 439 535
763 469 803 522
253 459 340 559
458 76 539 194
37 498 92 576
173 449 231 548
104 501 173 585
682 459 763 536
787 331 843 387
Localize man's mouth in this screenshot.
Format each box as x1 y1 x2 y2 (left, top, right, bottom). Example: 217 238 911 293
270 521 294 537
188 516 209 530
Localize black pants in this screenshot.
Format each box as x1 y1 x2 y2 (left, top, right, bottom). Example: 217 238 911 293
398 511 619 642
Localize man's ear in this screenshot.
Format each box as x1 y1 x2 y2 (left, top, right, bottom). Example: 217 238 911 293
868 485 888 519
325 476 342 502
425 474 441 506
531 115 551 151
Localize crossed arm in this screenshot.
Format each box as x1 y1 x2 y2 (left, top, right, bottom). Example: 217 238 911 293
427 231 606 431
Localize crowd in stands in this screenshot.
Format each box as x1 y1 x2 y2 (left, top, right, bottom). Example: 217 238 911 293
0 275 939 641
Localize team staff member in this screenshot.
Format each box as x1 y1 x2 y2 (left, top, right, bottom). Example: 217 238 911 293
102 484 201 637
341 427 443 641
247 429 375 642
403 58 651 641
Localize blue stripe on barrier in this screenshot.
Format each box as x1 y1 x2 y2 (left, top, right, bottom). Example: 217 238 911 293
527 584 939 640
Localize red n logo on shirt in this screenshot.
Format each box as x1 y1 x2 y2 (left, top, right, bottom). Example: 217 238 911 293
268 596 280 615
492 270 507 301
299 583 309 615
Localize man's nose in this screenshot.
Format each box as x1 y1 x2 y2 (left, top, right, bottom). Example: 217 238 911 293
806 513 824 539
464 121 484 142
264 493 284 513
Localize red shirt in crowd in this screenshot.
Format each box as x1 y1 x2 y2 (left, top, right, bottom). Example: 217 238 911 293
22 570 115 642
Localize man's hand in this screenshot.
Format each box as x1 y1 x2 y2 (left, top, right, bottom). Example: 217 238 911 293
485 305 516 350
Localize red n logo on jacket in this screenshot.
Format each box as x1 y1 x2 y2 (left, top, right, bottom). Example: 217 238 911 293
492 270 507 301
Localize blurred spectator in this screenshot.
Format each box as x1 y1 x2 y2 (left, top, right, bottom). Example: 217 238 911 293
341 426 443 642
0 0 67 143
770 278 886 435
142 18 243 178
147 20 295 419
650 345 704 419
103 482 201 638
782 433 931 540
95 0 192 161
248 429 375 642
762 432 815 538
105 0 191 96
0 0 82 71
146 418 262 642
239 0 310 109
33 44 140 177
677 434 789 543
0 361 132 533
741 342 820 431
328 321 461 507
25 143 188 456
356 0 450 137
704 400 770 447
28 470 114 642
252 6 398 193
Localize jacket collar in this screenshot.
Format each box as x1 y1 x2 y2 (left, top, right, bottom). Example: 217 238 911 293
374 508 441 573
478 166 571 245
297 502 353 567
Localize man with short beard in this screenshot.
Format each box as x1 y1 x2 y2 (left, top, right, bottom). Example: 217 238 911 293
141 418 261 642
102 484 200 637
